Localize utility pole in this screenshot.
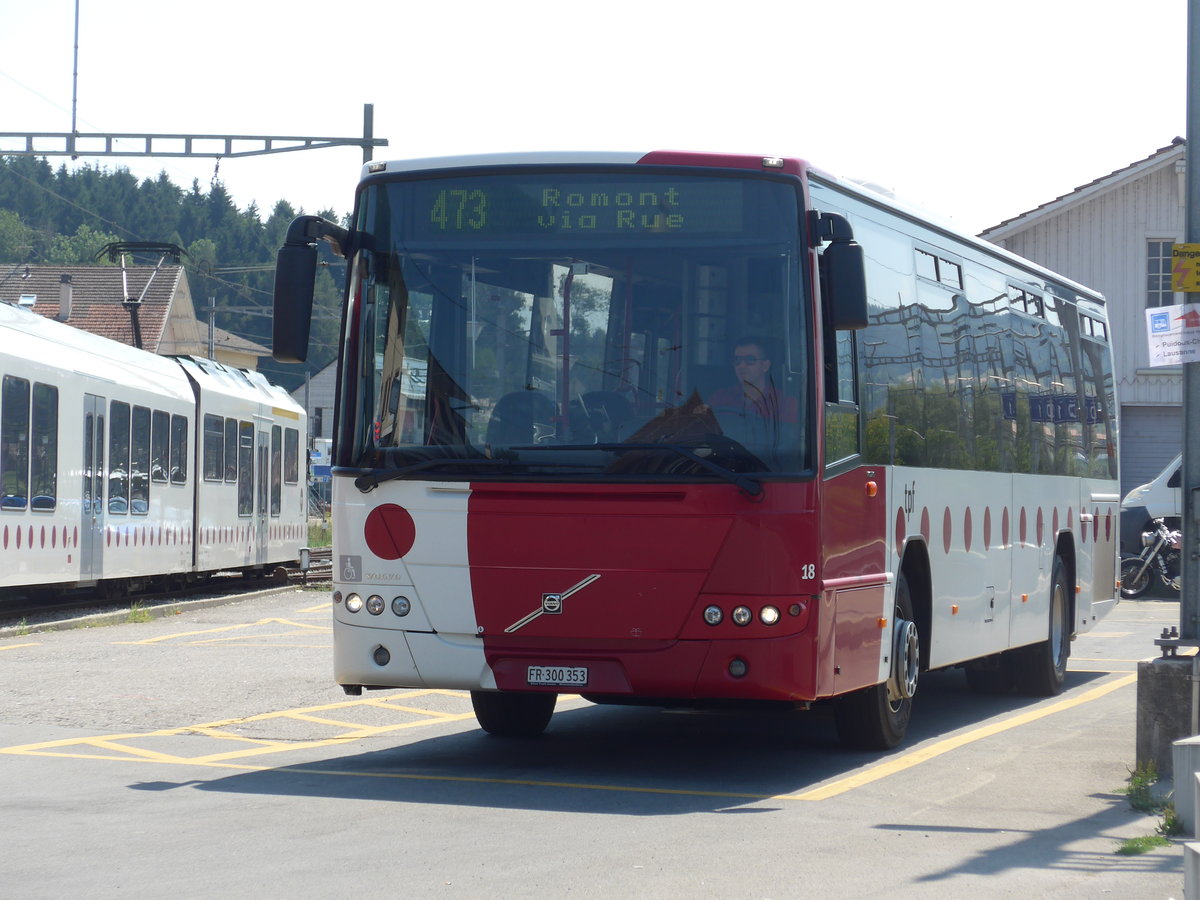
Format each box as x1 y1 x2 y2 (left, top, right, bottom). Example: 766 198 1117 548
1174 0 1200 649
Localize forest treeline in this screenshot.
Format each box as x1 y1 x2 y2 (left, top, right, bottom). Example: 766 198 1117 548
0 155 344 390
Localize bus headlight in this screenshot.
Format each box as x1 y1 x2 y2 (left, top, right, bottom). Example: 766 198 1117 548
366 595 385 616
703 605 723 626
392 596 412 617
732 606 752 626
345 593 364 613
760 606 780 626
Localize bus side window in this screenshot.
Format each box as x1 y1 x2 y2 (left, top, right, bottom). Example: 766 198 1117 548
824 330 860 464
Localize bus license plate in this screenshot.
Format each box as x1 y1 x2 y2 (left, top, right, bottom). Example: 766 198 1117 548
527 666 588 687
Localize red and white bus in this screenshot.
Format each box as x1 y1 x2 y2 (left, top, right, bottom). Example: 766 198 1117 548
273 151 1119 749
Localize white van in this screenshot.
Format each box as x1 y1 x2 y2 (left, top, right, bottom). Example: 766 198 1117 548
1120 453 1182 553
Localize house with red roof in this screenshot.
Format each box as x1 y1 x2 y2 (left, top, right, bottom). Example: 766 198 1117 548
0 263 268 369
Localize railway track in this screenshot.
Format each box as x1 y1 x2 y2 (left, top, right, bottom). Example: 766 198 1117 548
0 547 333 631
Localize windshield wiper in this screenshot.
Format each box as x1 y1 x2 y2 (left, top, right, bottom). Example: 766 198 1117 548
352 457 515 492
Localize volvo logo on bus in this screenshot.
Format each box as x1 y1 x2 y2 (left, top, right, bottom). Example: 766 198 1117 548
505 574 601 633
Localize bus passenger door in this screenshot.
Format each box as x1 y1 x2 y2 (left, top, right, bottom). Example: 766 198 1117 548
80 395 105 582
255 428 269 566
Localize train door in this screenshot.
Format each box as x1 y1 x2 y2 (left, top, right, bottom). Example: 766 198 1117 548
255 427 269 566
80 394 105 581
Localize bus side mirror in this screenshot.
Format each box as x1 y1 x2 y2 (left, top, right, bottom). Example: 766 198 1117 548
814 211 868 331
273 242 317 363
272 215 350 364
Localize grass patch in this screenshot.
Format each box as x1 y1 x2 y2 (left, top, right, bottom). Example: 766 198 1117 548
1116 834 1171 856
308 519 332 548
1115 761 1183 854
126 601 152 624
1119 760 1162 813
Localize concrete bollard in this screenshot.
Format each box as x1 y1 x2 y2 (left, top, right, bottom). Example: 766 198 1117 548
1138 657 1196 778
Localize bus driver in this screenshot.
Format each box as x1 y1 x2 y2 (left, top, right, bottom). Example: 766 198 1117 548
707 337 798 423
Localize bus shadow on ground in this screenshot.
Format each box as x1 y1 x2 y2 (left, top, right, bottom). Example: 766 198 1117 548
173 668 1112 816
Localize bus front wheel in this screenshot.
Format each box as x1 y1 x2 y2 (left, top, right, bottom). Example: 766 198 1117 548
833 573 918 751
470 690 556 737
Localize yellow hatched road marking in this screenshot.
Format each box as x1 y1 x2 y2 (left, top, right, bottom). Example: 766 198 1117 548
0 690 476 766
115 618 329 645
0 677 1136 802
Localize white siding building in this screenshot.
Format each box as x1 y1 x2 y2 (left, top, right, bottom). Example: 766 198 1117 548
980 139 1186 495
291 361 337 443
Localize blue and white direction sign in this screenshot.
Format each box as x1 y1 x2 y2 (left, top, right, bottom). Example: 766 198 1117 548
1146 302 1200 366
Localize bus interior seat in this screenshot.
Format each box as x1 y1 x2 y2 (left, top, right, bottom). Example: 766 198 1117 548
487 391 556 447
571 391 635 443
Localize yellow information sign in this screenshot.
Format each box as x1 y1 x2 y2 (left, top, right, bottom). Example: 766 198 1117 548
1171 243 1200 292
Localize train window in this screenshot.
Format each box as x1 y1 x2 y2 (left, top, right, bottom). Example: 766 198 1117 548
284 427 299 484
1 375 30 510
131 405 150 515
170 415 188 484
109 401 131 514
30 383 57 510
151 410 169 483
203 413 224 481
271 425 282 516
238 421 253 516
223 418 238 482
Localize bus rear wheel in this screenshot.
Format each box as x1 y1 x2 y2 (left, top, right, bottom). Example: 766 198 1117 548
834 573 918 751
1013 556 1070 696
470 690 556 737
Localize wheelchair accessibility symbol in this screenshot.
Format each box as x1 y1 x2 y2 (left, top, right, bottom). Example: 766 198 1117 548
340 555 362 581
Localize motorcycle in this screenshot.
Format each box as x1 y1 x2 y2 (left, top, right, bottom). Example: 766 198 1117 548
1119 518 1181 599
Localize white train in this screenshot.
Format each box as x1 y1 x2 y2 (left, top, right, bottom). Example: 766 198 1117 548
0 300 308 598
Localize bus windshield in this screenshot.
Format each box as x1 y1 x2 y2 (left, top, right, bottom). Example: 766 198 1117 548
346 169 810 481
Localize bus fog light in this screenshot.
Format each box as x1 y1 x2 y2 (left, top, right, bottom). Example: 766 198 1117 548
732 606 752 626
332 591 343 605
373 645 391 666
392 596 412 617
366 594 385 615
760 606 780 626
345 593 364 613
703 605 723 626
729 658 748 677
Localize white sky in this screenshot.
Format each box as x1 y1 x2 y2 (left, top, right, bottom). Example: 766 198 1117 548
0 0 1188 241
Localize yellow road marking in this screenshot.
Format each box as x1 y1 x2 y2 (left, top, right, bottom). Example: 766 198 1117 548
0 676 1137 802
298 602 331 613
115 618 329 645
791 673 1137 801
0 642 40 651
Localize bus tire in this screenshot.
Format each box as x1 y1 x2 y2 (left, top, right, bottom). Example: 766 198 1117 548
470 690 556 737
834 573 917 751
1013 556 1070 696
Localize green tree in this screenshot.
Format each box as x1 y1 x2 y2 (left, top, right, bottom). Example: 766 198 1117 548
0 209 36 263
46 224 121 265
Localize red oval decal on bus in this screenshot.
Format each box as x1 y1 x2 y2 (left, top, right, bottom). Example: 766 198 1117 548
364 504 417 560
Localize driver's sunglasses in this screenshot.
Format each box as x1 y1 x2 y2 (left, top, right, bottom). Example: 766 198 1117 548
732 355 763 365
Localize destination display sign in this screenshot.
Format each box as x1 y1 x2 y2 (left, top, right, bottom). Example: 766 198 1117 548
409 177 753 240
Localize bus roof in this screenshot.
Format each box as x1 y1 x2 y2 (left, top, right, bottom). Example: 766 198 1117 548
357 151 1105 306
